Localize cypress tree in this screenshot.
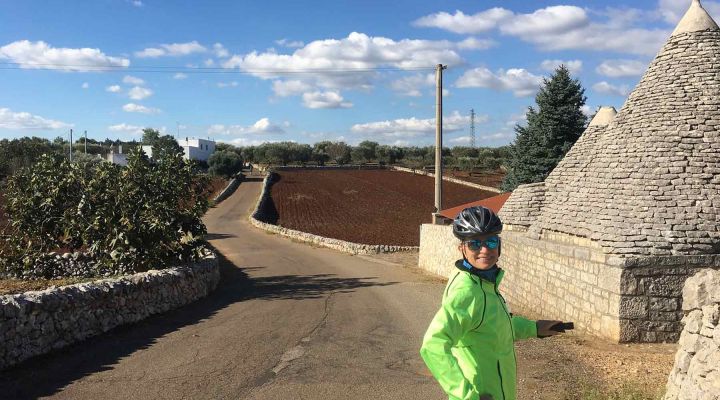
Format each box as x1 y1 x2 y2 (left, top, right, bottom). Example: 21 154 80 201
501 65 587 191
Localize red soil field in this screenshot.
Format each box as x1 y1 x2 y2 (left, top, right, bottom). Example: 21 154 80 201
270 169 499 246
446 170 505 188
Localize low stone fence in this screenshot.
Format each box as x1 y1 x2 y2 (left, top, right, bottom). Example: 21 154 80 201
250 173 418 255
212 174 243 204
0 250 220 370
390 166 502 193
664 269 720 400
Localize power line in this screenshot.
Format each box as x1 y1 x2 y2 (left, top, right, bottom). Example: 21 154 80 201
0 62 435 74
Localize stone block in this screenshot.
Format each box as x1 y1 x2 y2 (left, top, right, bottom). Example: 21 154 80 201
620 297 649 319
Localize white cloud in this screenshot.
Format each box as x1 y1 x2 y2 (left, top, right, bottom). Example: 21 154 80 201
502 6 589 36
207 117 286 136
456 67 542 97
456 37 496 50
593 81 631 97
540 59 583 74
449 136 473 145
596 59 647 77
122 103 160 114
479 131 516 141
108 123 144 135
106 85 122 93
123 75 144 85
217 81 238 88
412 8 514 34
204 58 215 67
302 91 353 109
0 40 129 71
415 6 670 56
128 0 143 7
213 43 229 58
272 80 312 97
135 41 207 58
222 32 464 92
128 86 153 100
173 73 188 80
350 111 486 139
275 38 305 48
390 73 434 97
81 82 89 89
658 0 720 24
0 107 72 130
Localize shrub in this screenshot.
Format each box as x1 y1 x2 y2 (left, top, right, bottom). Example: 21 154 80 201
208 150 243 178
0 149 209 279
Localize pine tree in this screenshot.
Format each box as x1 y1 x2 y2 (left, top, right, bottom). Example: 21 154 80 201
501 65 587 192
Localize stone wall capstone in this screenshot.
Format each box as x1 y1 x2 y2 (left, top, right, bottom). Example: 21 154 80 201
0 250 220 370
664 268 720 399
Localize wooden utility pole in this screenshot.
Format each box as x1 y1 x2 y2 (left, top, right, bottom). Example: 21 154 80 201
84 130 88 154
433 64 447 224
69 129 73 162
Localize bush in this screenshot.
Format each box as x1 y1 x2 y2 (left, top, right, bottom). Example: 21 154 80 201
0 149 209 279
208 150 243 178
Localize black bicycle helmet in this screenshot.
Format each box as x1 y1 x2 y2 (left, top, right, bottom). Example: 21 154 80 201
453 206 503 240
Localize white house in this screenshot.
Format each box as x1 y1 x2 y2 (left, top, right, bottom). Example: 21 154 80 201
106 145 128 166
141 138 216 162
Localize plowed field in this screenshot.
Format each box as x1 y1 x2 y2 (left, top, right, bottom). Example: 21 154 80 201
270 169 499 246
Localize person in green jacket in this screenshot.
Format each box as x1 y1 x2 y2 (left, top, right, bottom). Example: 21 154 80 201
420 206 565 400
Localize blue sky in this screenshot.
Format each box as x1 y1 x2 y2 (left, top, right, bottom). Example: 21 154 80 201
0 0 716 147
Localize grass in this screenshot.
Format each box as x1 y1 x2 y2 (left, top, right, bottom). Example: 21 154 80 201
0 277 99 296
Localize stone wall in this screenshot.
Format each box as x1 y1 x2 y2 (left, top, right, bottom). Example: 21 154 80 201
251 173 418 255
417 224 713 342
212 174 243 204
664 269 720 399
390 166 503 193
418 224 460 277
0 251 220 370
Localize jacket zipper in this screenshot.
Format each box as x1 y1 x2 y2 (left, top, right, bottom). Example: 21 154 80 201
497 361 506 400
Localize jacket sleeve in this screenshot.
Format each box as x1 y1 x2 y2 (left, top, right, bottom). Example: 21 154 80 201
511 315 537 340
420 289 482 400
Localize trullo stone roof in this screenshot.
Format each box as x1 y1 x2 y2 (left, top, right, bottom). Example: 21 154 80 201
508 0 720 256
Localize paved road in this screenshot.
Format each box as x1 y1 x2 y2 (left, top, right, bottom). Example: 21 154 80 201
0 177 447 399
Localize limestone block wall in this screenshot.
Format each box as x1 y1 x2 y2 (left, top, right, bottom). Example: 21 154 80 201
0 251 220 370
419 224 460 277
390 166 503 193
664 269 720 400
417 224 711 342
498 230 623 341
498 183 546 230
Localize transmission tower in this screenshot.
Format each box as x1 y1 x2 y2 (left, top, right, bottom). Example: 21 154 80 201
470 109 476 148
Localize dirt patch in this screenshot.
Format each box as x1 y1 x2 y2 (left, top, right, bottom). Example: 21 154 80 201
271 169 498 246
206 176 230 200
516 334 674 399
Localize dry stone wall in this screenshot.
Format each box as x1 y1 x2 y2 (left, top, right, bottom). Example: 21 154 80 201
418 224 460 277
251 173 418 255
664 269 720 399
0 251 220 370
498 183 546 231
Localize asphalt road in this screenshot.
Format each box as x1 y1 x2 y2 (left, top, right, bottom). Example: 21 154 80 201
0 177 448 399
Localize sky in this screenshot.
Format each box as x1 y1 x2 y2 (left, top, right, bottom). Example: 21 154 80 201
0 0 717 147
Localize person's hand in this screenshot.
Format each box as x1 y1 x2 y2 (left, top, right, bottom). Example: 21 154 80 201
536 320 563 338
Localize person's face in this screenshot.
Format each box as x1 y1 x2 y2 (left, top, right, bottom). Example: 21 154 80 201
458 234 500 270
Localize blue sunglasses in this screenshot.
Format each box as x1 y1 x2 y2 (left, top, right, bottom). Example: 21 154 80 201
464 236 500 251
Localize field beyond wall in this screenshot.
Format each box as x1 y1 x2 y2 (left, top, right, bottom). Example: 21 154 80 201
270 169 499 246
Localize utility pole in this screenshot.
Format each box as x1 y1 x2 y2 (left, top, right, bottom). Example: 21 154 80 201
433 64 447 224
69 129 73 162
470 109 476 148
84 130 88 154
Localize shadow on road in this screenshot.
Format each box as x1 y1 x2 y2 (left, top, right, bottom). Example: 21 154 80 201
0 248 395 399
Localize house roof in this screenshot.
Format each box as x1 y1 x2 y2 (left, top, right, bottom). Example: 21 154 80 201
439 192 512 220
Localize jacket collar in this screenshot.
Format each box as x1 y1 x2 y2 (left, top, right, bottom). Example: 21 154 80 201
454 259 504 287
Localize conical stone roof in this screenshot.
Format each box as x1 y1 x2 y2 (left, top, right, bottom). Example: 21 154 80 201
528 1 720 256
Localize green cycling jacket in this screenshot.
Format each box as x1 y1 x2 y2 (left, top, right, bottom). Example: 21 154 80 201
420 264 537 400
